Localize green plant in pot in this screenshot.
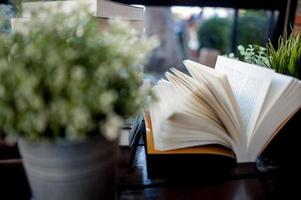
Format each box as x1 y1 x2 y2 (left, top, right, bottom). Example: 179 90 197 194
0 5 156 200
229 32 301 79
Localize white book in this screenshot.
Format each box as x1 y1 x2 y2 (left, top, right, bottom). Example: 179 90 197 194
149 56 301 163
21 0 144 21
11 0 144 34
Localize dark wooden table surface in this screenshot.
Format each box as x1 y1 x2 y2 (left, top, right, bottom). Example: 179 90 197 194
1 144 300 200
117 146 300 200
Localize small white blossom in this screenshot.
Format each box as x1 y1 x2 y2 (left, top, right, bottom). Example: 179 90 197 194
101 114 123 141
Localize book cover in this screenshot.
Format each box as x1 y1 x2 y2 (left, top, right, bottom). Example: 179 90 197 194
144 111 236 179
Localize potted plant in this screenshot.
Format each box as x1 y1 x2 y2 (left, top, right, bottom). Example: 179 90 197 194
0 6 156 200
228 32 301 79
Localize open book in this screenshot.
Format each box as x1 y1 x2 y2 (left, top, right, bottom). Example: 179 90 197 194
149 56 301 163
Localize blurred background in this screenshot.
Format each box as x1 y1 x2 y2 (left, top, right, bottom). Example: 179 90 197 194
144 7 273 73
1 0 301 81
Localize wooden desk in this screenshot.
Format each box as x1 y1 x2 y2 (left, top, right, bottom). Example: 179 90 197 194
0 145 300 199
118 146 300 200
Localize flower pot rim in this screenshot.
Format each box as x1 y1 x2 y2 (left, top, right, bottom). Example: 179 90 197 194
17 134 115 147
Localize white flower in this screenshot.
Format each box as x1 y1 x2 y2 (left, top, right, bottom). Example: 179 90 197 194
101 114 123 141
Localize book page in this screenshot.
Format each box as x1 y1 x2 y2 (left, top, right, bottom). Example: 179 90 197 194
248 78 301 161
183 60 243 146
165 112 234 148
165 70 223 126
215 56 274 148
149 73 236 152
253 73 293 135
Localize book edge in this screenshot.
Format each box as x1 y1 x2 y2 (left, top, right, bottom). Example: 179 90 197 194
143 111 236 158
257 107 301 156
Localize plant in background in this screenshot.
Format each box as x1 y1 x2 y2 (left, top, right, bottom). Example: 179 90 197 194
228 32 301 79
198 17 231 54
228 45 269 67
0 7 157 142
237 11 268 47
198 11 268 55
266 32 301 78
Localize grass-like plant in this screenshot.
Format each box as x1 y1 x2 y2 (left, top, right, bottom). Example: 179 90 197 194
0 6 157 141
228 32 301 79
266 33 301 77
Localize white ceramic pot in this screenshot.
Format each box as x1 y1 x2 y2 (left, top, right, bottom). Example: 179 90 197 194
18 136 119 200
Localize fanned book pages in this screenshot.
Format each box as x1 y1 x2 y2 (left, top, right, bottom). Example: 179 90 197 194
149 56 301 163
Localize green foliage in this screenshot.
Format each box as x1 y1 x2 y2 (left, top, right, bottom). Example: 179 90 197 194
227 32 301 79
237 11 268 47
229 45 269 67
0 6 157 141
266 33 301 77
198 17 231 54
197 11 268 54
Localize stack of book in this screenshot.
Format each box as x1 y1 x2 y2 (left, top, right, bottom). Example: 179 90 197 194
11 0 144 33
